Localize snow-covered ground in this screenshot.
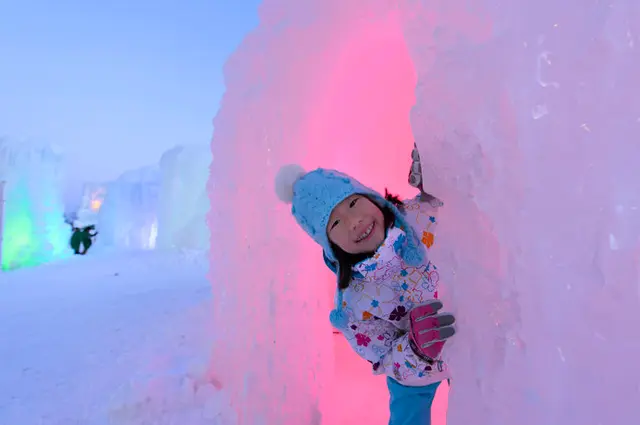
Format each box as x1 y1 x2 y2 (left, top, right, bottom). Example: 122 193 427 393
0 250 216 424
0 251 448 424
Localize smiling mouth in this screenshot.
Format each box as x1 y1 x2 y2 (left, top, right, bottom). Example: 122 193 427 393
355 222 375 243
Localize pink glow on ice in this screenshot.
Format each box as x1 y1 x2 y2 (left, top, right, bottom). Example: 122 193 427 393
210 0 640 424
208 6 429 424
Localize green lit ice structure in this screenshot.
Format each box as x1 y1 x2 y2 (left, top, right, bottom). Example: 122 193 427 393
0 139 70 270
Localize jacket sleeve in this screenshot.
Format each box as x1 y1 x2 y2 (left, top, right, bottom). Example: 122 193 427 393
401 194 441 251
342 317 442 384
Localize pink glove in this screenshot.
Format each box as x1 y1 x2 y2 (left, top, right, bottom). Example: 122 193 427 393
409 300 456 361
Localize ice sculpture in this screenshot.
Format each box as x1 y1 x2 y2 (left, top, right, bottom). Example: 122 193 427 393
156 145 210 251
0 138 70 270
97 166 160 250
74 183 107 227
211 1 640 424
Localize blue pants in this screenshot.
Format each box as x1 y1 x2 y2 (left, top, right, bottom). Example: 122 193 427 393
387 378 441 425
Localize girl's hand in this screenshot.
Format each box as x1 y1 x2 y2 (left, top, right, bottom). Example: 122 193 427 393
409 144 444 207
408 300 456 361
408 143 423 190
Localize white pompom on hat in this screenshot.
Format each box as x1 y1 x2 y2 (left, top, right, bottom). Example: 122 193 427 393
274 164 306 204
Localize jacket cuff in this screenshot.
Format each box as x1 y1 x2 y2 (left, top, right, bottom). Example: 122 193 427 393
409 337 435 365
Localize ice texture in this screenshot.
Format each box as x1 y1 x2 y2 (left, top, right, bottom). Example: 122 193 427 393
0 138 70 270
208 4 420 424
156 145 210 251
406 2 640 424
75 182 108 227
95 145 209 252
97 166 160 250
211 0 640 424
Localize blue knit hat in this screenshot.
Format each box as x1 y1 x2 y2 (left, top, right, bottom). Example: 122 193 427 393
275 164 426 329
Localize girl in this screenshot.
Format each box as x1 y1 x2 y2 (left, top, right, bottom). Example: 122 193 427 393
274 145 456 425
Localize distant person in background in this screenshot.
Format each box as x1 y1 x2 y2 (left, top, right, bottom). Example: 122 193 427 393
69 224 98 255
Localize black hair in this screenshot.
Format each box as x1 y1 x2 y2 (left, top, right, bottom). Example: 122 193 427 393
329 188 404 290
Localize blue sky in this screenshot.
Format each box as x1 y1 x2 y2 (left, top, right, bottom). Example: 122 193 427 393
0 0 260 189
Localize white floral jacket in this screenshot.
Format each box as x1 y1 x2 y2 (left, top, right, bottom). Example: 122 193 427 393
337 195 450 386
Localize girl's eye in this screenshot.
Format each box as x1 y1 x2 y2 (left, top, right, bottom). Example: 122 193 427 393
350 198 359 208
331 220 340 229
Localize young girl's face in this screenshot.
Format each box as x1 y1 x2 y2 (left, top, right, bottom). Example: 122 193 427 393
327 194 386 254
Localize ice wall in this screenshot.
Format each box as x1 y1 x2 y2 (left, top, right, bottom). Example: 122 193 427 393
0 138 70 270
208 4 419 423
156 145 210 251
211 0 640 424
404 2 640 424
97 166 160 250
75 183 107 227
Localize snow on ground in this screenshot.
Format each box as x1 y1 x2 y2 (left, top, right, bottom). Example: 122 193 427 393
0 251 447 424
0 250 219 425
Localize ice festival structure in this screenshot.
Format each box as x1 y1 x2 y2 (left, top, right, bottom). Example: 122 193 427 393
97 166 161 250
0 138 70 271
95 144 210 251
74 183 108 228
208 1 640 424
156 144 210 251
